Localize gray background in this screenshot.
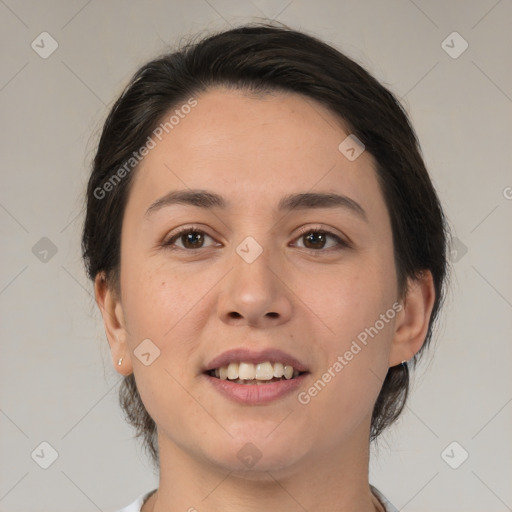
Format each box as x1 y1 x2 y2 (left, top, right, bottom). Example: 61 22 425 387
1 1 511 511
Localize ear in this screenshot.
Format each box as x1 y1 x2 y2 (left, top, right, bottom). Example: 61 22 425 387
94 271 133 376
388 270 436 367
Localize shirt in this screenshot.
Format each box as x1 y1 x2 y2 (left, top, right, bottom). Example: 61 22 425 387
116 485 398 511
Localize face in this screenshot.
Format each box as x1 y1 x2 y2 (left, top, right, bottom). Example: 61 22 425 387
102 87 407 475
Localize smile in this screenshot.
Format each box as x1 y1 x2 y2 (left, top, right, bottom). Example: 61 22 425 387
207 361 304 384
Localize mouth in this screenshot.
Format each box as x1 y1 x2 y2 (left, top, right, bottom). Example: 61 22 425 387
206 361 307 385
202 348 309 403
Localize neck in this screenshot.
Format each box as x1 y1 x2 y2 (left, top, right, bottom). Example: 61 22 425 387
145 422 383 512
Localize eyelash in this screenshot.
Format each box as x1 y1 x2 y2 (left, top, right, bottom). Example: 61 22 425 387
161 224 350 254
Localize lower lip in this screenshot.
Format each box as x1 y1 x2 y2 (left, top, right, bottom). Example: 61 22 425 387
204 373 308 405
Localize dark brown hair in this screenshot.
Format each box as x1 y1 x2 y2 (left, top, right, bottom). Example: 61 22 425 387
82 21 449 469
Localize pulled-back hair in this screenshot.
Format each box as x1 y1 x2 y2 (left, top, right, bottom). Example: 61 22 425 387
82 21 449 469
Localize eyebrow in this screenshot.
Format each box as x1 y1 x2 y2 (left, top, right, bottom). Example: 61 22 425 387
144 189 367 221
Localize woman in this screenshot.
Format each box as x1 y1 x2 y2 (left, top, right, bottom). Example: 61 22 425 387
82 21 448 512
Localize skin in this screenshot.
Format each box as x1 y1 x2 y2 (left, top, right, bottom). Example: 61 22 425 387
95 87 435 512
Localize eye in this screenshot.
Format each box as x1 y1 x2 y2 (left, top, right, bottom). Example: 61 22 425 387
161 225 350 253
161 226 218 251
292 226 350 252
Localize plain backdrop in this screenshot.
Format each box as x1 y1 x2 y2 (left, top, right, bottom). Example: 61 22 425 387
1 1 511 511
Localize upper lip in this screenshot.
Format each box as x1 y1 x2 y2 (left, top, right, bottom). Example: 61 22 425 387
204 348 309 373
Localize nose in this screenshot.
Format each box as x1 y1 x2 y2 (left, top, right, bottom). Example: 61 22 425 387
217 245 293 328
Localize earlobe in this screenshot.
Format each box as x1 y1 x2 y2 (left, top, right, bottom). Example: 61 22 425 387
388 270 436 367
94 272 133 376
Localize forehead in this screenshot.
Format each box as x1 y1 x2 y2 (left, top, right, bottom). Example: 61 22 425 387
125 86 386 221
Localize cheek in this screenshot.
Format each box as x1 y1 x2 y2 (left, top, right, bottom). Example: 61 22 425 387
304 256 397 406
119 261 206 431
299 314 395 445
120 257 216 376
121 256 188 337
314 258 397 342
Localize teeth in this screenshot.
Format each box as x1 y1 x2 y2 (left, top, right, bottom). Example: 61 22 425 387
238 362 256 380
212 361 302 381
273 362 284 378
255 362 274 380
227 362 239 379
283 365 294 380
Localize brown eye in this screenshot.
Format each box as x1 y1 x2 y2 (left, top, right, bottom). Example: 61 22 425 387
162 228 216 250
303 231 328 250
293 228 349 252
179 231 205 249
